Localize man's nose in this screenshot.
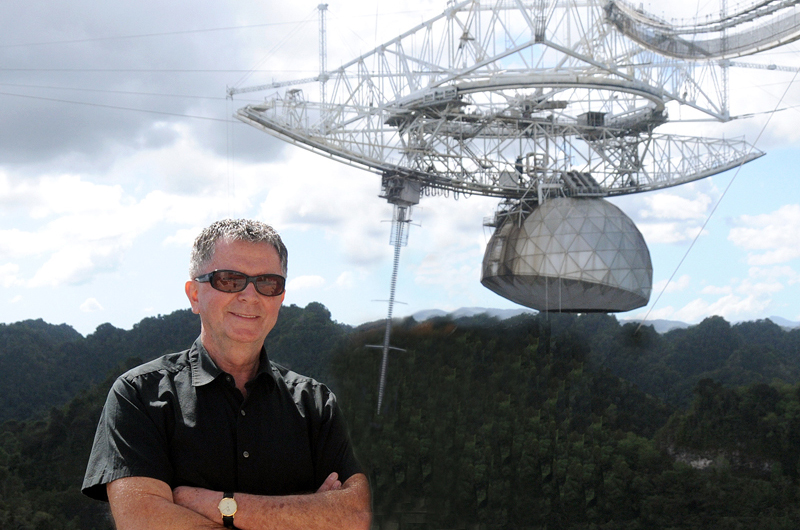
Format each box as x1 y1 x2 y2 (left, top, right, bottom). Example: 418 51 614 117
238 281 261 298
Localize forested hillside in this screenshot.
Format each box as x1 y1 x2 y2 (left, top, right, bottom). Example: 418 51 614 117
1 308 800 528
0 310 200 423
335 315 800 528
549 313 800 408
0 302 347 425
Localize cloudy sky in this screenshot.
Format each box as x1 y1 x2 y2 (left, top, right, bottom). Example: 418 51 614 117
1 0 799 336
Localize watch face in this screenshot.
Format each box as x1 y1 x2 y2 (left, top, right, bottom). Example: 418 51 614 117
219 497 238 516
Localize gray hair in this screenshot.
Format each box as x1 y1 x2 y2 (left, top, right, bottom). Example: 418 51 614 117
190 219 288 278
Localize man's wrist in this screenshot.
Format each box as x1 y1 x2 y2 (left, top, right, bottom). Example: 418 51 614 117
218 491 237 528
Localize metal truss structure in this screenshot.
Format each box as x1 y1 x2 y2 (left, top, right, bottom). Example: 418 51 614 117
231 0 800 207
606 0 800 60
230 0 800 413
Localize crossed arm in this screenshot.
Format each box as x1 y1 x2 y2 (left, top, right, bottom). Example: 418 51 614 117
107 472 371 530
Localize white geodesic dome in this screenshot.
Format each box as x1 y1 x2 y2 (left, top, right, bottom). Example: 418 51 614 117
481 197 652 312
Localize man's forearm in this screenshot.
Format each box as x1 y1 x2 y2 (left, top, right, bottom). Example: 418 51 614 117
108 477 223 530
173 473 372 530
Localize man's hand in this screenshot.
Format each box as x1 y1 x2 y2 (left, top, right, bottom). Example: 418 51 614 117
315 472 343 493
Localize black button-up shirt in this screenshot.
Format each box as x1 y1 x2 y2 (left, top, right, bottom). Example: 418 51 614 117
82 339 362 501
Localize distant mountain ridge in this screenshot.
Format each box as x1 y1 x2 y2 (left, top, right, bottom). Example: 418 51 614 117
620 318 691 333
409 306 536 321
766 315 800 329
623 315 800 333
409 307 800 332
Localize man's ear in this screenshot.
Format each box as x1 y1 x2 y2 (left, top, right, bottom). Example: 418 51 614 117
185 280 201 314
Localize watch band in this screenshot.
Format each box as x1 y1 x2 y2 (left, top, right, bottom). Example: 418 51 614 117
221 491 236 529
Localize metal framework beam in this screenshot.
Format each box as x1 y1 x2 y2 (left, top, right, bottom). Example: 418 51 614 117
233 0 791 203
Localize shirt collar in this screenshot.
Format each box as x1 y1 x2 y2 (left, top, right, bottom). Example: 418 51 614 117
189 338 275 390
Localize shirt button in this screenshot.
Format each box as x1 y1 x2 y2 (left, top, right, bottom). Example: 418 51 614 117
243 451 250 458
240 410 246 416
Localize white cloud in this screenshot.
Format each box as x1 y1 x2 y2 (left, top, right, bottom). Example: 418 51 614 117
163 227 202 248
399 196 497 298
30 243 125 287
334 271 356 289
636 222 705 244
256 152 395 265
80 298 104 313
32 174 126 219
644 264 789 323
729 204 800 265
667 290 774 324
670 298 715 323
0 228 49 260
748 265 800 283
611 181 719 244
0 263 20 288
413 196 497 248
639 192 713 221
747 249 800 267
652 274 691 294
287 275 326 291
689 261 788 319
734 279 784 297
700 279 784 298
0 164 240 287
413 252 481 295
256 153 495 271
112 123 237 198
707 293 773 321
701 285 732 295
9 295 22 304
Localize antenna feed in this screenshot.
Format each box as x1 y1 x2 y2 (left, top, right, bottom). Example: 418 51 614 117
380 173 421 207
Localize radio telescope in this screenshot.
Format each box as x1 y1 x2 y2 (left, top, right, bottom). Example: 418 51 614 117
229 0 799 409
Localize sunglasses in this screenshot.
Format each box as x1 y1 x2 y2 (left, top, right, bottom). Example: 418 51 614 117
194 269 286 297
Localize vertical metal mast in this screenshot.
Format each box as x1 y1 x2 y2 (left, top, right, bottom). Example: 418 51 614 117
376 205 409 415
720 0 730 119
318 4 328 107
374 176 420 415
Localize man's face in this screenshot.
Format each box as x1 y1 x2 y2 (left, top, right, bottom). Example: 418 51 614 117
185 239 286 356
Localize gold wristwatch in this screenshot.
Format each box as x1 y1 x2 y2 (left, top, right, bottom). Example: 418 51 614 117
218 492 237 528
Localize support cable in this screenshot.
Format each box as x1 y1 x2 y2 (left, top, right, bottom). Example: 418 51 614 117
635 68 800 333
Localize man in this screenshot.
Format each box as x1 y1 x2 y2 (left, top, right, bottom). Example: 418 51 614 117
82 219 371 530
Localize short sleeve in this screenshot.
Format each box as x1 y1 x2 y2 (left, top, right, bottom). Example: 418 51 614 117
81 375 174 501
309 385 364 485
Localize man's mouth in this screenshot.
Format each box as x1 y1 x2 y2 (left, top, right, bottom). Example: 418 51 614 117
232 312 259 319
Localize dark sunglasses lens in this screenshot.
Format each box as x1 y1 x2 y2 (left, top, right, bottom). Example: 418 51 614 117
211 271 248 292
255 275 285 296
